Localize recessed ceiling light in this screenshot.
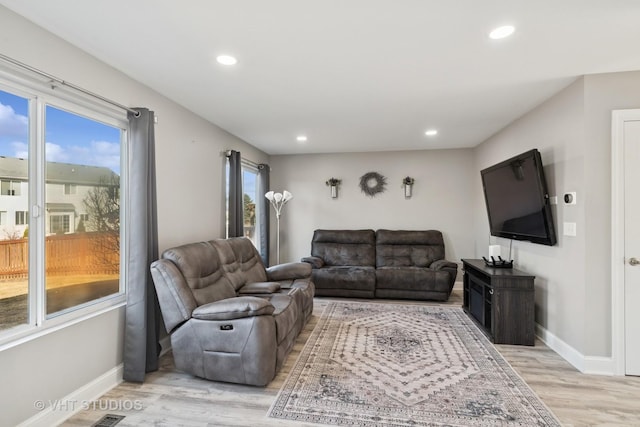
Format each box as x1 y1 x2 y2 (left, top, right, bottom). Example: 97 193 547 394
296 135 308 142
216 55 237 65
425 129 438 136
489 25 515 40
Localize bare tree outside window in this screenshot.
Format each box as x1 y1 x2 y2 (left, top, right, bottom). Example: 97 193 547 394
244 193 256 227
82 174 120 270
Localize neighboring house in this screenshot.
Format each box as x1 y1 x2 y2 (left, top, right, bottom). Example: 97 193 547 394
0 156 119 240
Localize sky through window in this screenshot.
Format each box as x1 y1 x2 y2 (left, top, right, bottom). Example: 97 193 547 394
0 90 121 174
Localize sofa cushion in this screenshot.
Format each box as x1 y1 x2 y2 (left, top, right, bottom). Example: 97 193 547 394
312 266 376 291
375 230 445 268
161 241 236 306
376 245 444 268
209 238 268 291
376 229 445 246
227 237 269 283
207 239 245 290
238 281 281 294
192 296 275 321
375 267 452 292
311 229 375 267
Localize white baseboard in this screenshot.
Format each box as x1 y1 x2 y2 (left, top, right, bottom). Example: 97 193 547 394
18 364 123 427
582 356 617 376
535 323 616 375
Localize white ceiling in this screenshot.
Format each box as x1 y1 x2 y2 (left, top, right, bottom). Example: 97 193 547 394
2 0 640 155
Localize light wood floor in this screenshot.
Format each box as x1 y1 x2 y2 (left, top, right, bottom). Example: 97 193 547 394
64 292 640 427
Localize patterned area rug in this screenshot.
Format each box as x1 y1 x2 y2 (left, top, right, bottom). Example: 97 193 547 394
268 301 560 426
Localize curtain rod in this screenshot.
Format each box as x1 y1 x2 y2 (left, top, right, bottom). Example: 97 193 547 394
225 150 265 169
0 53 140 117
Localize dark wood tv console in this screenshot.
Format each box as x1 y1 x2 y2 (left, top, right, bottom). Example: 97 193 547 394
461 259 535 346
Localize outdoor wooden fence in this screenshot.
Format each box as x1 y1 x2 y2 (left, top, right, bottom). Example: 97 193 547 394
0 232 119 280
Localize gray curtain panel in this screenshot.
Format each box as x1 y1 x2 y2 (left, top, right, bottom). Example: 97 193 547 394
123 108 161 382
257 163 270 265
228 150 244 238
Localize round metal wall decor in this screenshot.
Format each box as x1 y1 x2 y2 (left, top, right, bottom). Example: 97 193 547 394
359 171 387 197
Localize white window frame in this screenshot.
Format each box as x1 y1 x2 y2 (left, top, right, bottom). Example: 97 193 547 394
0 70 129 351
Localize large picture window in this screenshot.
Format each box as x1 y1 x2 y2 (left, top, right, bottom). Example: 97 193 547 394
0 82 126 340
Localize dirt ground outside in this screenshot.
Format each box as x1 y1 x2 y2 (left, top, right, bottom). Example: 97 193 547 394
0 274 119 299
0 274 120 331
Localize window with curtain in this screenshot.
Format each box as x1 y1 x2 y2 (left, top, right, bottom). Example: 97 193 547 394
0 81 127 342
226 160 265 254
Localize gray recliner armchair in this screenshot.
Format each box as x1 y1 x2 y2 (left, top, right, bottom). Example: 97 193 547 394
150 237 314 386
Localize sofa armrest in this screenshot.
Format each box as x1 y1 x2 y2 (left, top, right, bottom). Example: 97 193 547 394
430 259 458 271
192 296 275 321
238 281 281 294
301 256 324 269
430 259 458 288
150 259 198 332
266 262 312 280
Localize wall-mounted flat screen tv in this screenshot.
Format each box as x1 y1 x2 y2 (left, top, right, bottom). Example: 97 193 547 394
481 149 557 246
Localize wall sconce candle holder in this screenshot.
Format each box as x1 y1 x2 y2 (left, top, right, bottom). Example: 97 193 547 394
402 176 415 199
325 178 341 198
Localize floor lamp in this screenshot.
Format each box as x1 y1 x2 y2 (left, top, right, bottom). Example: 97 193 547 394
265 190 292 264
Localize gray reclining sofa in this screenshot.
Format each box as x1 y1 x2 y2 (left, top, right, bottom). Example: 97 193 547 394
150 236 314 386
303 229 457 301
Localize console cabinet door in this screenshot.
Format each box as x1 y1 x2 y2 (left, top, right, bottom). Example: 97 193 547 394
492 286 535 345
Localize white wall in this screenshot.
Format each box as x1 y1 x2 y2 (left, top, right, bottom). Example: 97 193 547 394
473 70 640 362
269 149 476 276
0 6 267 426
473 78 587 354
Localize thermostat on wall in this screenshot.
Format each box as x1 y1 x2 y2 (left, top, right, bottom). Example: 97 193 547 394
564 192 576 205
